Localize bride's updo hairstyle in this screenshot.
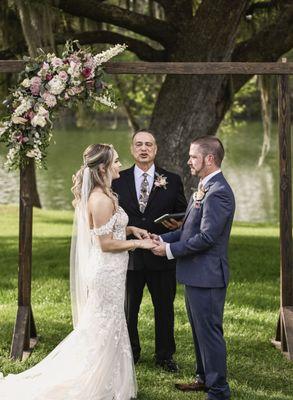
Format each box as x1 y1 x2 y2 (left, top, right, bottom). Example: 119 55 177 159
72 143 118 209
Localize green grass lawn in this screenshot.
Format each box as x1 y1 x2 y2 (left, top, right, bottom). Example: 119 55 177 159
0 205 292 399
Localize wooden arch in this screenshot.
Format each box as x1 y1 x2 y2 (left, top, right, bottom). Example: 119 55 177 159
0 60 292 361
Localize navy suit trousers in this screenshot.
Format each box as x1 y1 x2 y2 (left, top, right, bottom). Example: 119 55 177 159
185 286 230 400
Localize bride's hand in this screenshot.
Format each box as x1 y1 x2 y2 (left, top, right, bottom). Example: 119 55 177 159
130 226 150 239
134 238 157 250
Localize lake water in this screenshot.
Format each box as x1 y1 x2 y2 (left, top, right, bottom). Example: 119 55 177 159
0 122 291 222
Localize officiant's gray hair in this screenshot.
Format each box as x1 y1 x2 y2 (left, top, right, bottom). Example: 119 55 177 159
192 136 224 167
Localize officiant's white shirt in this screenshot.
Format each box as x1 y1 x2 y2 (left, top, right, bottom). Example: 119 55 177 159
165 169 221 260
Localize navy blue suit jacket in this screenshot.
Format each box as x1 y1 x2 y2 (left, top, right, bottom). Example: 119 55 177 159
161 172 235 288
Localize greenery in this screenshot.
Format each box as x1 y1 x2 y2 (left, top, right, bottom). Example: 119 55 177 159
0 205 293 399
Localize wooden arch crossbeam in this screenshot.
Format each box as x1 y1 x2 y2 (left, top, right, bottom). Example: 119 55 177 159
0 60 292 361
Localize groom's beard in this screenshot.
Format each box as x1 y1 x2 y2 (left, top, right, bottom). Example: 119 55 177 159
192 159 206 177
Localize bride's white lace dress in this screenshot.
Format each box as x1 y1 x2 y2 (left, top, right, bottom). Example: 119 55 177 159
0 207 137 400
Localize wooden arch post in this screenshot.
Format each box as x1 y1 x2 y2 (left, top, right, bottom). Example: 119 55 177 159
273 67 293 359
0 60 292 360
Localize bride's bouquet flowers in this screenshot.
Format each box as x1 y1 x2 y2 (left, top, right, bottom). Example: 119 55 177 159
0 41 126 169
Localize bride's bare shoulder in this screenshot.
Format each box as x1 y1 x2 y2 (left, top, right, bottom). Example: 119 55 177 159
88 190 114 212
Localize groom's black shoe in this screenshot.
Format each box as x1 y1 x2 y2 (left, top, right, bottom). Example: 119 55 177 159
155 358 179 372
175 378 207 392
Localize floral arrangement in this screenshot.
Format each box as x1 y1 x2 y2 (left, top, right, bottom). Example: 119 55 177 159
154 173 168 189
192 184 209 208
0 41 126 169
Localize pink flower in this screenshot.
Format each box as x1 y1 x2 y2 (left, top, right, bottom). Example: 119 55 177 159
82 67 92 78
51 57 63 68
85 79 94 89
30 76 42 96
42 62 50 70
24 110 35 120
46 73 53 81
68 86 84 96
58 71 68 81
15 133 29 144
42 92 57 108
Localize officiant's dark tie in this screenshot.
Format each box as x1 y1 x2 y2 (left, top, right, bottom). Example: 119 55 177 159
139 172 149 213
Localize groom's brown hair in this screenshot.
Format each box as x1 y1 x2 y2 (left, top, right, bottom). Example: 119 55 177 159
192 136 225 167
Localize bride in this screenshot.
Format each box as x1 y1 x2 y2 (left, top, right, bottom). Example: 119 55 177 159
0 143 155 400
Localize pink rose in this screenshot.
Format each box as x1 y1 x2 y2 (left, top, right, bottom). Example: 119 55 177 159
42 92 57 108
30 76 42 96
58 71 68 81
51 57 63 68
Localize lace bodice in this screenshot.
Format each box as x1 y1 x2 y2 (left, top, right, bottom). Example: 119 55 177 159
90 206 128 241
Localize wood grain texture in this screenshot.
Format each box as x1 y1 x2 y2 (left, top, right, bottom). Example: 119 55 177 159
1 61 293 74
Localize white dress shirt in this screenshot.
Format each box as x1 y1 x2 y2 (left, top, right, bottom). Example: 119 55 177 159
165 169 222 260
134 164 155 201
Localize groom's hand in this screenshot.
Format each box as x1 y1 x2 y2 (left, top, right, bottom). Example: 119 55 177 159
151 242 167 257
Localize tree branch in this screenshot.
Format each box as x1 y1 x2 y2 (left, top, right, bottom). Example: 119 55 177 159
55 30 167 61
232 4 293 91
0 41 27 59
53 0 176 47
245 0 278 16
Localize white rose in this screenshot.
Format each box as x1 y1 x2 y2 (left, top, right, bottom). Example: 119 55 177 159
21 78 31 88
31 115 47 127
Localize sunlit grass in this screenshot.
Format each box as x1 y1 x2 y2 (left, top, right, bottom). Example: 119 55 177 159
0 205 292 399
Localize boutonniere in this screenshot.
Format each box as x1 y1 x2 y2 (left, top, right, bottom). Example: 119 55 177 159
192 185 209 208
154 173 168 190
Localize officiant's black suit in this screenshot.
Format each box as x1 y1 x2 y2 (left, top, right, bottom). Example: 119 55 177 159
112 165 187 363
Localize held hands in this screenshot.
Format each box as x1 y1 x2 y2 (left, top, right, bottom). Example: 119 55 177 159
132 238 157 250
129 226 150 239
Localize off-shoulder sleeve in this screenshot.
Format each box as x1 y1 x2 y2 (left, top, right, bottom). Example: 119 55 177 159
92 214 117 236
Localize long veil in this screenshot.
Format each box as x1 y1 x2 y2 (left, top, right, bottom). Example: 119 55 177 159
70 167 92 328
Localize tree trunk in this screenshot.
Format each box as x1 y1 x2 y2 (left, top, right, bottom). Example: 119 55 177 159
150 74 231 193
150 0 248 194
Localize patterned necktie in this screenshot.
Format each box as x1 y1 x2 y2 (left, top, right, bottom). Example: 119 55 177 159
139 172 150 213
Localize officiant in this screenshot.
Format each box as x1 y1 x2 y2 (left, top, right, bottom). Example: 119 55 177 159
112 129 187 372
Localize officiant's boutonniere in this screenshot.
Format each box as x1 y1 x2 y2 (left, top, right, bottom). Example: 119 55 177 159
192 185 209 208
154 173 168 190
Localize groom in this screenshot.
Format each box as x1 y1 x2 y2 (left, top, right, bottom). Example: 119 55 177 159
152 136 235 400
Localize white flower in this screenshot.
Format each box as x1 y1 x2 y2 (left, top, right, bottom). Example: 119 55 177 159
47 77 66 95
37 105 49 117
31 115 47 127
21 78 31 88
13 98 32 117
12 116 28 124
93 44 126 67
0 124 8 136
96 94 116 108
68 61 81 77
26 148 42 159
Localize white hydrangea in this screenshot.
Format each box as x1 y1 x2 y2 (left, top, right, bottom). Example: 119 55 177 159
47 77 66 95
31 115 47 127
13 98 33 117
